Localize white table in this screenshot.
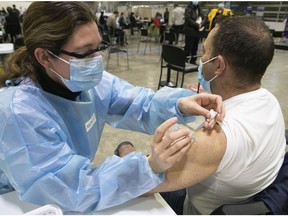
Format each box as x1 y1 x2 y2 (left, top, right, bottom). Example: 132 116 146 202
0 43 14 66
0 43 14 54
0 191 176 215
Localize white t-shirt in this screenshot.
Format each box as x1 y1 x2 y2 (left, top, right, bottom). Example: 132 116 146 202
184 88 286 215
172 7 185 26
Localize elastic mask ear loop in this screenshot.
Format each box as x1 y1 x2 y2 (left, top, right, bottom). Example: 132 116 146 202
46 50 69 80
208 74 219 83
197 56 219 94
46 50 70 65
49 66 63 79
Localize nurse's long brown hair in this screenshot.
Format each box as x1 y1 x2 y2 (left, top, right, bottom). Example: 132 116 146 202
0 2 96 87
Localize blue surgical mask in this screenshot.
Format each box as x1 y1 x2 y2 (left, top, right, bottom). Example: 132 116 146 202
197 56 218 93
47 51 104 92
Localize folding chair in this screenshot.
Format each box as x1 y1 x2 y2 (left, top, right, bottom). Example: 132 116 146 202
102 33 129 69
137 28 153 55
158 44 198 89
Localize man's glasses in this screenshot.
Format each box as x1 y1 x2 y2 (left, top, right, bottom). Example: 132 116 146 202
55 41 109 59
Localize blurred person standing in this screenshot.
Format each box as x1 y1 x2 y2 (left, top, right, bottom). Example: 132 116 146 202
4 6 21 43
207 2 233 31
99 11 105 26
164 8 169 25
12 4 20 18
118 12 126 29
171 4 185 44
129 12 136 36
183 1 205 64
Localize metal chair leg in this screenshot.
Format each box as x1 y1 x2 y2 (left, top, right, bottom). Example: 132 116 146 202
158 56 164 89
144 38 148 55
181 72 185 88
126 51 129 69
137 35 141 53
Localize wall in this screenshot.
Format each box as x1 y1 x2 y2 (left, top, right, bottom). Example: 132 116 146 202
0 1 32 11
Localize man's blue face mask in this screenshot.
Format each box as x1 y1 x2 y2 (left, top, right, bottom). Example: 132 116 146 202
47 51 104 92
197 56 218 93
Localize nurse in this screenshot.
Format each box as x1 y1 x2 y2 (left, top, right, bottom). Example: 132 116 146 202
0 2 224 213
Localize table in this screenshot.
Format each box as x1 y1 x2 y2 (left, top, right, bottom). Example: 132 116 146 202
0 43 14 66
0 43 14 54
0 191 176 215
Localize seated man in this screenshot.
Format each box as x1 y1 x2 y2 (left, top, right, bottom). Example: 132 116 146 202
106 11 125 44
147 16 286 214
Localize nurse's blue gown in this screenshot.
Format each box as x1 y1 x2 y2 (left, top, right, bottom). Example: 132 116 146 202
0 71 195 212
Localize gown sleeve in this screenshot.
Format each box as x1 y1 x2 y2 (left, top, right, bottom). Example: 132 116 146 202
0 86 163 212
100 71 196 134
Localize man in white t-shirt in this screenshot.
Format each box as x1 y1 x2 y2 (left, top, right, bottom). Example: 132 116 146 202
171 4 184 44
149 16 286 214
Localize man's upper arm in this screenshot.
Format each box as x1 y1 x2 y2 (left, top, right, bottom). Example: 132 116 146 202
151 123 227 193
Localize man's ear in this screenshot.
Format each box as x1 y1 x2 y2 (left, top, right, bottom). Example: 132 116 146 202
34 48 52 69
215 55 225 76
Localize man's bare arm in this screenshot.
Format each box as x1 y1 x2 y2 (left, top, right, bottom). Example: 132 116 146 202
148 123 227 193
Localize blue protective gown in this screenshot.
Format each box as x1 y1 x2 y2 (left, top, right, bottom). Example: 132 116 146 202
0 71 195 212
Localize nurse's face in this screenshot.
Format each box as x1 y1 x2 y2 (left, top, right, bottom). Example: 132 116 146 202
47 22 102 83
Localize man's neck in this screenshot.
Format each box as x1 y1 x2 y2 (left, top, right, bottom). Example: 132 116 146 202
214 84 261 101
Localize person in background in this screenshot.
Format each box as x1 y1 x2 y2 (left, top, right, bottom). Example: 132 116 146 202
0 2 224 213
149 12 162 41
148 16 286 215
12 4 20 18
106 10 119 35
164 8 169 25
207 2 233 31
0 10 6 25
98 11 105 26
19 6 26 24
118 12 126 29
129 12 137 36
106 10 125 45
183 1 205 64
3 6 21 43
98 10 106 34
153 12 162 29
171 4 185 44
